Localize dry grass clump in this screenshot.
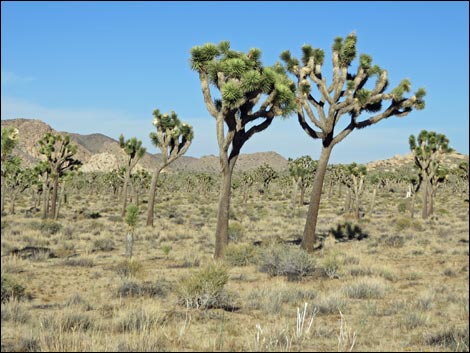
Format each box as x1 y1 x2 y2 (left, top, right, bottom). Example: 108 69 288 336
257 243 315 281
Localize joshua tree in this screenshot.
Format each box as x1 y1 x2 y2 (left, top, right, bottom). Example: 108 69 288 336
5 163 36 215
146 110 193 226
37 132 82 219
288 155 317 206
190 41 296 258
281 32 425 251
130 168 151 207
344 163 367 219
119 134 146 217
409 130 452 219
1 126 19 214
254 163 278 195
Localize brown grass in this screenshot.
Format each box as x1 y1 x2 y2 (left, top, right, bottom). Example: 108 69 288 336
1 177 468 352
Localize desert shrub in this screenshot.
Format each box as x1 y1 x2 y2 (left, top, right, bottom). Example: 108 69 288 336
115 259 144 279
1 275 28 303
93 237 115 252
394 217 412 231
115 307 162 332
330 222 368 241
1 301 31 323
39 220 62 235
63 257 94 267
258 243 315 281
342 279 386 299
313 293 348 315
224 243 257 267
425 325 469 352
40 312 93 332
401 311 428 329
117 279 170 298
228 222 244 242
322 253 341 279
176 263 232 309
108 215 123 222
384 235 405 248
397 201 407 214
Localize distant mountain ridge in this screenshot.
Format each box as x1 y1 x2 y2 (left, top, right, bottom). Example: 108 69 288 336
2 118 467 173
1 118 290 173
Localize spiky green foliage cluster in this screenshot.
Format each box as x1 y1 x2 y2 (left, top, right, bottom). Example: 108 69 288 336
1 127 19 161
150 109 194 149
37 132 82 174
346 162 367 177
288 155 317 180
119 135 146 160
190 41 296 115
125 204 139 229
409 130 453 161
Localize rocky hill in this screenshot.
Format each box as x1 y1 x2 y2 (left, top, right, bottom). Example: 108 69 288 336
1 118 289 173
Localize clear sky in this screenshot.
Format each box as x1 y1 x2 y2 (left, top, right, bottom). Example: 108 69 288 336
1 1 469 163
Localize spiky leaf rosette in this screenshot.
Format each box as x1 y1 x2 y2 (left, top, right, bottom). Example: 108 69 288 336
190 41 296 117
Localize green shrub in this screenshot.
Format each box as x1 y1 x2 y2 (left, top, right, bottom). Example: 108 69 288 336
342 279 386 299
176 263 231 309
258 244 315 281
228 222 244 242
1 275 28 303
117 279 170 298
115 259 144 279
397 201 407 214
39 220 62 235
395 217 412 231
224 243 257 267
93 237 115 252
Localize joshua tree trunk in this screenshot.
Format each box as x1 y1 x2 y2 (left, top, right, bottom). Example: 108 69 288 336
54 182 66 220
49 175 59 219
1 180 5 215
214 155 237 258
146 166 164 227
301 145 332 252
42 181 50 220
344 189 352 213
300 183 306 206
126 232 134 258
422 175 429 219
121 168 131 217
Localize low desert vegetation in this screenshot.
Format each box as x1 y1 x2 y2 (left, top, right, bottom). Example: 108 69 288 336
1 160 468 352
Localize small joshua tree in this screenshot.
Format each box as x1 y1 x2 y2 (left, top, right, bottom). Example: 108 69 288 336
288 155 317 206
281 32 425 251
146 110 193 226
37 132 82 219
343 163 367 219
190 40 296 257
119 135 146 217
409 130 452 219
125 204 139 258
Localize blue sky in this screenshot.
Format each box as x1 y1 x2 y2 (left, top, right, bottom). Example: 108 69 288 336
1 1 468 163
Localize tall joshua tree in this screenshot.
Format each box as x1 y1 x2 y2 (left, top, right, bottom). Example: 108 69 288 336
119 135 146 217
38 132 82 219
190 41 296 258
146 110 193 227
281 32 426 252
409 130 452 219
